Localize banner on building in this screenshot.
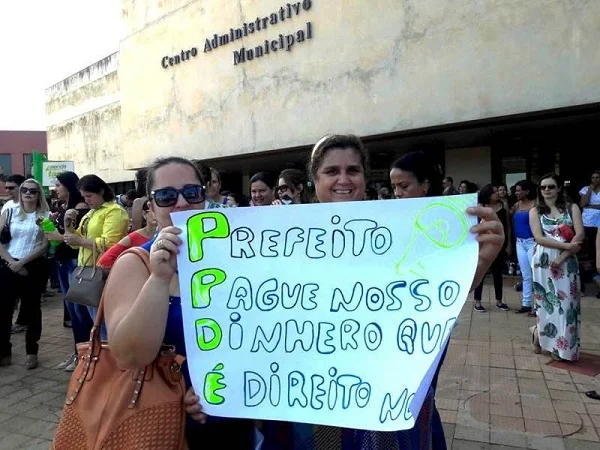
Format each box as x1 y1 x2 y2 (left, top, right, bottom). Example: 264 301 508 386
42 161 75 187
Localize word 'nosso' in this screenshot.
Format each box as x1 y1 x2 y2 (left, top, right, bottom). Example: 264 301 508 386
187 212 392 262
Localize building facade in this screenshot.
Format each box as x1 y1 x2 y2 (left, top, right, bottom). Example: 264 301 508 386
46 0 600 193
0 130 47 178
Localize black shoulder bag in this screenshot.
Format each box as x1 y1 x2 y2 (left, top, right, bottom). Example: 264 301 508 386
0 208 14 245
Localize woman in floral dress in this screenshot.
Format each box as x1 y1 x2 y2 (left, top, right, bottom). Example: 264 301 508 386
529 174 584 361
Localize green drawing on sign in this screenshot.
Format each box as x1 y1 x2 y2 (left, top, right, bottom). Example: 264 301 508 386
396 199 469 276
191 268 227 308
204 363 226 405
195 318 223 351
187 212 230 262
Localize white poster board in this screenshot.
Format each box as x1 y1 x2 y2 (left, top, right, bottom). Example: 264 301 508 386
172 194 478 431
42 161 74 187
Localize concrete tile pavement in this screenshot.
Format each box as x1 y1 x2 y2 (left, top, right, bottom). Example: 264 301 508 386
437 280 600 450
0 281 599 449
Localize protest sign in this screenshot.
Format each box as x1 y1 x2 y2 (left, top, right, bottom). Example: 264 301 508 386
172 194 478 431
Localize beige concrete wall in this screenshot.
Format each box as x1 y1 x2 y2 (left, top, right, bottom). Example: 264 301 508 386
46 53 134 183
119 0 600 169
445 147 492 189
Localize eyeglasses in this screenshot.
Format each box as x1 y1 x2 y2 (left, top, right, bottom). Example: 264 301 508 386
5 186 16 190
540 185 557 190
21 187 40 195
276 184 290 193
151 185 205 207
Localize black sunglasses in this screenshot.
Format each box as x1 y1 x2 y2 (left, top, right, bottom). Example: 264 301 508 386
151 185 205 207
21 187 40 195
5 185 16 190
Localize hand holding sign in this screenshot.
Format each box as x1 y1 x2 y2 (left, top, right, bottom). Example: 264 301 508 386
150 226 182 281
173 194 478 431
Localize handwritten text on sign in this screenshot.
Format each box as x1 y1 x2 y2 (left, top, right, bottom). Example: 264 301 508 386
173 195 478 431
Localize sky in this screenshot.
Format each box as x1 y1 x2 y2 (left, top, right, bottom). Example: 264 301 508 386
0 1 120 131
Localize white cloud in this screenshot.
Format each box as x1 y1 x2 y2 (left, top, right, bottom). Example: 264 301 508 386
0 0 120 130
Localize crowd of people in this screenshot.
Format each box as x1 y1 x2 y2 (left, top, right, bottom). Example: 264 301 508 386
0 134 598 448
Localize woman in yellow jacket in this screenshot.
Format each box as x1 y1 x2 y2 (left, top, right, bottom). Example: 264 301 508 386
63 175 129 339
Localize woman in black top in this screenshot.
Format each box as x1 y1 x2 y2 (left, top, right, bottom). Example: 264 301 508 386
473 184 512 312
44 171 91 371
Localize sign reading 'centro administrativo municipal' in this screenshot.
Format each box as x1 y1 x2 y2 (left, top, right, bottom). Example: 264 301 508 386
160 0 313 68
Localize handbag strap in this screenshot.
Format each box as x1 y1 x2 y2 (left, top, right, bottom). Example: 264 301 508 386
90 247 151 351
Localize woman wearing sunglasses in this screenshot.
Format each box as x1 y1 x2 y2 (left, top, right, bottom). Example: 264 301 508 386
273 168 312 205
529 174 584 361
103 157 255 449
0 179 50 370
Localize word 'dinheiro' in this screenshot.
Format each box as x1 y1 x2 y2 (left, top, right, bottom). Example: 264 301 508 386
174 196 479 431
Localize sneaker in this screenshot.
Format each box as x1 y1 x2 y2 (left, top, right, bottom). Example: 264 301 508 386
64 357 78 372
515 306 532 314
496 303 509 311
11 324 27 334
473 305 486 313
25 354 38 370
56 353 77 370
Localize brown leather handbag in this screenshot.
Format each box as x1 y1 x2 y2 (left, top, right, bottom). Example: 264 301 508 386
52 247 187 450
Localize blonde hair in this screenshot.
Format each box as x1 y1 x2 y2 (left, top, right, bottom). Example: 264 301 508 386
17 178 49 219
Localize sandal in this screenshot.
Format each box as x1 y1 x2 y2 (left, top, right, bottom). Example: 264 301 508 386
585 391 600 401
529 325 541 354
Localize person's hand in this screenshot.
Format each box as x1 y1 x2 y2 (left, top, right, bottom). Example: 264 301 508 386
64 209 78 231
551 253 568 268
184 387 207 423
64 209 78 222
567 242 581 254
63 232 81 247
468 206 505 291
8 260 24 273
45 231 63 241
150 226 181 281
271 199 282 206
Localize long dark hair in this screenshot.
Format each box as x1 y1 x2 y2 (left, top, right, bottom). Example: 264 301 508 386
390 151 443 197
56 171 84 209
536 173 568 215
77 175 114 202
478 184 495 205
278 168 311 204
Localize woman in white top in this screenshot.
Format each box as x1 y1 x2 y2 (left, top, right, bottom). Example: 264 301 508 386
0 178 49 370
579 170 600 291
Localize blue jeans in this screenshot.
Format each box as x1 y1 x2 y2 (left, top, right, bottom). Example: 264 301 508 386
516 237 535 307
87 307 108 341
57 259 94 347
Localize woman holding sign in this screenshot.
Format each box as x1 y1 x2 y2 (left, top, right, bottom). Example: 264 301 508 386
262 135 505 449
103 157 255 449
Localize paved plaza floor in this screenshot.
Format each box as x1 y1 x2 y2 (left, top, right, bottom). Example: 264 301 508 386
0 280 599 449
